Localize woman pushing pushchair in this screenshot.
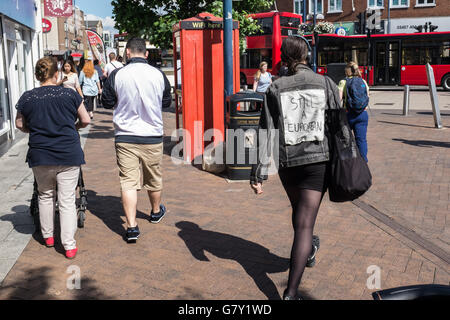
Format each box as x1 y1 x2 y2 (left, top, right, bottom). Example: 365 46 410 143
15 57 90 259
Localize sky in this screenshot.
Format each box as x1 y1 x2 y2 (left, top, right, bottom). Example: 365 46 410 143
74 0 118 34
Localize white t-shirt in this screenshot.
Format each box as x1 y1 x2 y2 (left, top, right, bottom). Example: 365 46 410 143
104 61 124 77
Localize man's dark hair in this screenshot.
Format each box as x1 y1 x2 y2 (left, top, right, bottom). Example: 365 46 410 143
94 59 99 66
126 37 147 55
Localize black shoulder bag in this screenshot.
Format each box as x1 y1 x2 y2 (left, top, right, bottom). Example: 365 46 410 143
325 77 372 202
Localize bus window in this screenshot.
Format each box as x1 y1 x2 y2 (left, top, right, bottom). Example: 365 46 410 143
246 48 273 69
256 18 273 35
402 40 450 65
280 16 301 28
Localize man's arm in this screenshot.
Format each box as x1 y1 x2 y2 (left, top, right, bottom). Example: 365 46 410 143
101 68 119 109
158 68 172 109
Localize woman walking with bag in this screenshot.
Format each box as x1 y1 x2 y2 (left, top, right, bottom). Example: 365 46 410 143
250 35 341 300
338 62 370 162
79 54 102 119
15 57 90 259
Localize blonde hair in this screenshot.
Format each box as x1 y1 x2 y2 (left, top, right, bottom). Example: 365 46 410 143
345 61 362 78
255 61 268 81
82 60 95 78
35 57 58 82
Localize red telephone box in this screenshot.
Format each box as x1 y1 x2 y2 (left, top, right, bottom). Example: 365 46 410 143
173 13 240 163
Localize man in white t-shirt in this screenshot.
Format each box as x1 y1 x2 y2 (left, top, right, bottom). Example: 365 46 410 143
104 52 124 77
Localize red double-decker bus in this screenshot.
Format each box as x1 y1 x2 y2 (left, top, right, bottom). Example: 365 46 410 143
240 11 303 86
241 15 450 90
308 32 450 90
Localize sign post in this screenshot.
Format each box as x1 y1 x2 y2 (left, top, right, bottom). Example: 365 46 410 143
425 63 442 129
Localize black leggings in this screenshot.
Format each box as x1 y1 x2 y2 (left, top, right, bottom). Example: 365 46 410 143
279 163 328 297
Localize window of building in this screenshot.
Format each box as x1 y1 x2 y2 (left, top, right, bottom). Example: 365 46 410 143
328 0 343 12
415 0 435 7
294 0 305 14
309 0 324 14
368 0 384 8
391 0 409 7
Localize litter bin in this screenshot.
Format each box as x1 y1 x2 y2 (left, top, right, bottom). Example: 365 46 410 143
226 91 264 180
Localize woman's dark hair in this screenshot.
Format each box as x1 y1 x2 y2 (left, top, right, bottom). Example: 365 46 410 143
35 57 58 82
280 36 309 74
63 59 77 73
94 59 99 66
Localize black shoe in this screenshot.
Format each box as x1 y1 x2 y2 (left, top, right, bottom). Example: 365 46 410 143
306 235 320 268
126 226 140 243
283 290 303 300
150 204 166 224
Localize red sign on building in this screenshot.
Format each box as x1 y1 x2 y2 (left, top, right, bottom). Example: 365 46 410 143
44 0 73 17
42 18 52 33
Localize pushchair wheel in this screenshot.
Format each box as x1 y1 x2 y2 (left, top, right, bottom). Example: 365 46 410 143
77 210 86 228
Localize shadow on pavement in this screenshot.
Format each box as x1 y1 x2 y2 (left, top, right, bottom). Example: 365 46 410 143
393 138 450 148
85 123 115 140
0 266 112 299
377 120 436 129
0 205 34 236
86 190 149 240
175 221 305 300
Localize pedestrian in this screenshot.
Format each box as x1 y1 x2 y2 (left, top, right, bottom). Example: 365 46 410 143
117 55 124 64
278 61 289 77
75 56 85 76
337 61 370 162
79 54 102 119
253 61 272 93
104 52 123 78
15 57 90 259
102 37 172 243
250 35 341 300
93 59 105 108
57 59 84 98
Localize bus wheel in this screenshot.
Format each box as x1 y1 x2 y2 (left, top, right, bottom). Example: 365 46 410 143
442 74 450 91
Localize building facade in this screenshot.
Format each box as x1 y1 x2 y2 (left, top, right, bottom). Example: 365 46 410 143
42 4 88 56
0 0 44 153
277 0 450 35
85 20 103 37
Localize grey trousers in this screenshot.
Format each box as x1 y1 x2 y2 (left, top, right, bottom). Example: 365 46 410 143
32 166 80 250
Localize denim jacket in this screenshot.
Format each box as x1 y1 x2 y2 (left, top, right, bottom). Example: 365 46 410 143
250 64 342 184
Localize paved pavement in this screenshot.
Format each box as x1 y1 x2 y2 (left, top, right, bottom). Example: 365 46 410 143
0 91 448 300
0 126 91 285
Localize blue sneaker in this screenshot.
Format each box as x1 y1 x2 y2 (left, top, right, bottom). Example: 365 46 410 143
126 225 140 243
150 204 166 224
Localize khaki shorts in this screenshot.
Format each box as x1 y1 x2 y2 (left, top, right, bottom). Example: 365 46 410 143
115 142 163 191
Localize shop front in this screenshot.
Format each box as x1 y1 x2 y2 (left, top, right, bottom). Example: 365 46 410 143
0 0 42 152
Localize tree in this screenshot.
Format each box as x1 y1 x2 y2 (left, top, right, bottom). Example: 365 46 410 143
112 0 274 51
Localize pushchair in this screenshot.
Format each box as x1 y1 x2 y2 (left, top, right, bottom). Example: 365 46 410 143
29 168 88 230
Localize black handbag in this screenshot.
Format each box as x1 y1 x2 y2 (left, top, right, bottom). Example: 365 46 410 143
326 79 372 202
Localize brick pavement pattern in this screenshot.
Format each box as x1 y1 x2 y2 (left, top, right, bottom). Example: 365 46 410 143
0 107 448 300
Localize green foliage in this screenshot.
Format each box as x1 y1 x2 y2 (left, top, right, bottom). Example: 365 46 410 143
111 0 274 51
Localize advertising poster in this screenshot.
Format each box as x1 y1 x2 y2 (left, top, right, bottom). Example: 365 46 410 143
86 29 106 69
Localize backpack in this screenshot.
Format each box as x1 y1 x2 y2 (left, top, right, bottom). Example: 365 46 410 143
345 77 369 114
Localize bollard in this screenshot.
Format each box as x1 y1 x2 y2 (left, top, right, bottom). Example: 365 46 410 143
425 63 443 129
402 85 410 116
